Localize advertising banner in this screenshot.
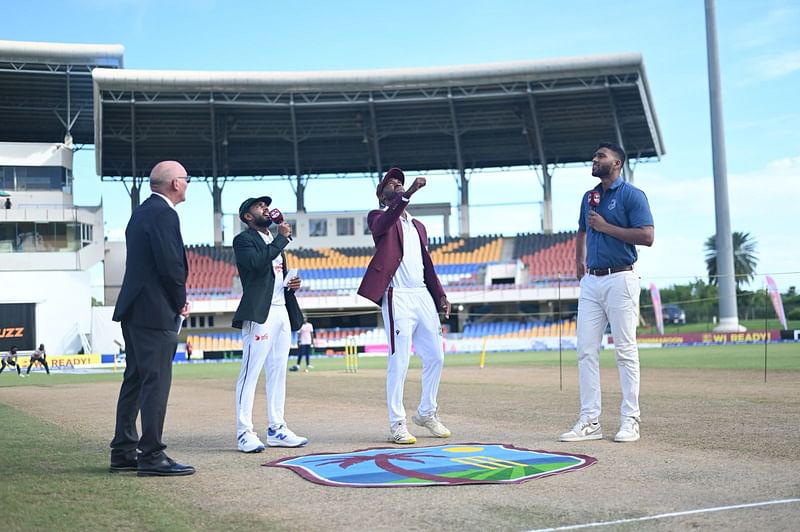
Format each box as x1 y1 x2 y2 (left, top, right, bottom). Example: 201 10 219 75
649 283 664 335
0 303 36 351
766 276 788 330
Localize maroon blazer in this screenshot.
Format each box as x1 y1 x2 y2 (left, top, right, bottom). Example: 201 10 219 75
357 194 446 306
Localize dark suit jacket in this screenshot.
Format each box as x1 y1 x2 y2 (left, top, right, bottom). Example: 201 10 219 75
232 228 291 329
112 195 188 330
357 194 446 306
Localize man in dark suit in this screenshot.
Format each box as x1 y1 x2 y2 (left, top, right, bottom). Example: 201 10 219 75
232 197 307 453
109 160 194 477
357 168 452 445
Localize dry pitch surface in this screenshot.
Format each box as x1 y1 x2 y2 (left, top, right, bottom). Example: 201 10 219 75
3 364 799 531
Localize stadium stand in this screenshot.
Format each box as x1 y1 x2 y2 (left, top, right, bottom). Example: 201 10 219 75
514 231 578 280
462 319 576 340
185 232 576 298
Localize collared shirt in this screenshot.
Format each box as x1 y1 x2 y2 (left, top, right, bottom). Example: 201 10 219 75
390 211 425 289
578 177 653 269
257 230 285 306
150 192 176 211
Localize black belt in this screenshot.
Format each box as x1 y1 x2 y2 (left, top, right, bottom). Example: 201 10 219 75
588 265 633 276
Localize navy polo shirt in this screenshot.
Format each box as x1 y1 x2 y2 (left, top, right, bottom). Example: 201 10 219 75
578 177 653 269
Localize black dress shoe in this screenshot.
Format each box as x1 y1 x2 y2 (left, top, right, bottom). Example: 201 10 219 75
137 457 195 477
109 459 138 472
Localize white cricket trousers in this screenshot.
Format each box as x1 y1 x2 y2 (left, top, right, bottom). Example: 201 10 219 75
235 305 291 436
382 287 445 425
576 270 641 420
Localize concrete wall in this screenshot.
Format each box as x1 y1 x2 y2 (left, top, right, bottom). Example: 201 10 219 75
0 270 93 354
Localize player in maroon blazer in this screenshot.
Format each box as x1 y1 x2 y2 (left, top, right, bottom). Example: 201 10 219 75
357 168 452 444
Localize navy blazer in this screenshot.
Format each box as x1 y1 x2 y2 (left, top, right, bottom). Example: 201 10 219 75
231 228 291 329
112 195 188 330
357 195 446 306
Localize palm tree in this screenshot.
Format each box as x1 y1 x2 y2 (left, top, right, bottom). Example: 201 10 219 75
704 231 758 288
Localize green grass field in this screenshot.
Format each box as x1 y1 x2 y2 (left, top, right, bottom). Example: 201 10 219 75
0 403 266 532
1 342 797 531
3 343 797 390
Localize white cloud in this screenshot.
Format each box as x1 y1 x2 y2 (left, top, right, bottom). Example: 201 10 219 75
749 49 800 81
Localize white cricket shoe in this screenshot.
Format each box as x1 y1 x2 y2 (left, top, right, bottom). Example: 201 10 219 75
237 431 265 453
389 421 417 445
267 425 308 447
412 411 451 438
559 418 603 442
614 416 640 443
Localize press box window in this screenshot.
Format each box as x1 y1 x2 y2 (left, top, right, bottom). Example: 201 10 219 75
336 217 354 236
309 218 327 237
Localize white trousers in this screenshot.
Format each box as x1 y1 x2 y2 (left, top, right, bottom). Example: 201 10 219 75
576 270 641 420
235 305 291 435
382 288 445 425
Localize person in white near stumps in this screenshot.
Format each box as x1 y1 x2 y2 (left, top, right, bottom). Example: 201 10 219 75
560 142 654 444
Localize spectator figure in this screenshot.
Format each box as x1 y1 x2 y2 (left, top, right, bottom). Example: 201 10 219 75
4 197 10 209
1 346 23 377
185 341 193 361
27 343 50 375
290 317 314 372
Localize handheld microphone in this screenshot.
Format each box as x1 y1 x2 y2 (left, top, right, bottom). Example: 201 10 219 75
269 208 291 240
268 208 284 224
588 190 600 211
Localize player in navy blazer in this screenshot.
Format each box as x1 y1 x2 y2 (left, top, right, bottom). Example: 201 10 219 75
109 161 195 477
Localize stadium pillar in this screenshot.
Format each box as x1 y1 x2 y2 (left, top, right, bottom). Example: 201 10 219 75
209 98 224 247
289 95 306 212
448 91 470 237
526 92 553 234
608 89 634 184
212 178 223 247
129 99 140 210
705 0 744 332
541 167 553 234
368 98 383 174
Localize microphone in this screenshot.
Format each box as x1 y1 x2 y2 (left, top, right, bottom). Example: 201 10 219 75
268 208 284 224
588 190 600 211
269 208 292 240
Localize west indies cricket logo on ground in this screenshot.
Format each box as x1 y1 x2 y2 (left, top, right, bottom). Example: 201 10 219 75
266 443 596 487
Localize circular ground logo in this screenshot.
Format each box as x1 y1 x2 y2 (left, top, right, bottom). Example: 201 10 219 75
266 443 596 487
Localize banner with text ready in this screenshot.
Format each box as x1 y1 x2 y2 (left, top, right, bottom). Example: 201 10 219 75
19 354 102 369
0 303 36 352
766 276 788 330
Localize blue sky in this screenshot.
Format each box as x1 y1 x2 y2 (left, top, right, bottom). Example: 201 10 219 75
5 0 799 291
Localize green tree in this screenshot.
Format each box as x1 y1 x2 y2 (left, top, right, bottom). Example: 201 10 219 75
704 231 758 288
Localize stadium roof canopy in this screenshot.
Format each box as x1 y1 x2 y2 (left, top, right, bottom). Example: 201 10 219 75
93 53 663 182
0 40 124 145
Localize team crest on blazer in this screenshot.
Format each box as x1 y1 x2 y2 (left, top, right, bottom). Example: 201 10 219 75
266 443 595 487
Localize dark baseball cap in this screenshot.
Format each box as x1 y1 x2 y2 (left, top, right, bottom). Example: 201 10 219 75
375 167 405 198
238 196 272 222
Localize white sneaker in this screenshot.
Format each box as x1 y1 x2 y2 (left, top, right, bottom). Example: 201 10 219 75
306 365 314 369
389 421 417 445
237 431 266 453
559 418 602 442
614 416 640 443
267 425 308 447
412 411 451 438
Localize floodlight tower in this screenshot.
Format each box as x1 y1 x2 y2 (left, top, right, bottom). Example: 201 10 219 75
705 0 745 332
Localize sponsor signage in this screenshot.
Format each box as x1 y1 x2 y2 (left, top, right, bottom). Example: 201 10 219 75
0 303 36 351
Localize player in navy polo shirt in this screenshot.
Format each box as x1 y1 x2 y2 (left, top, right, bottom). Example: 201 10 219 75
560 142 654 444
